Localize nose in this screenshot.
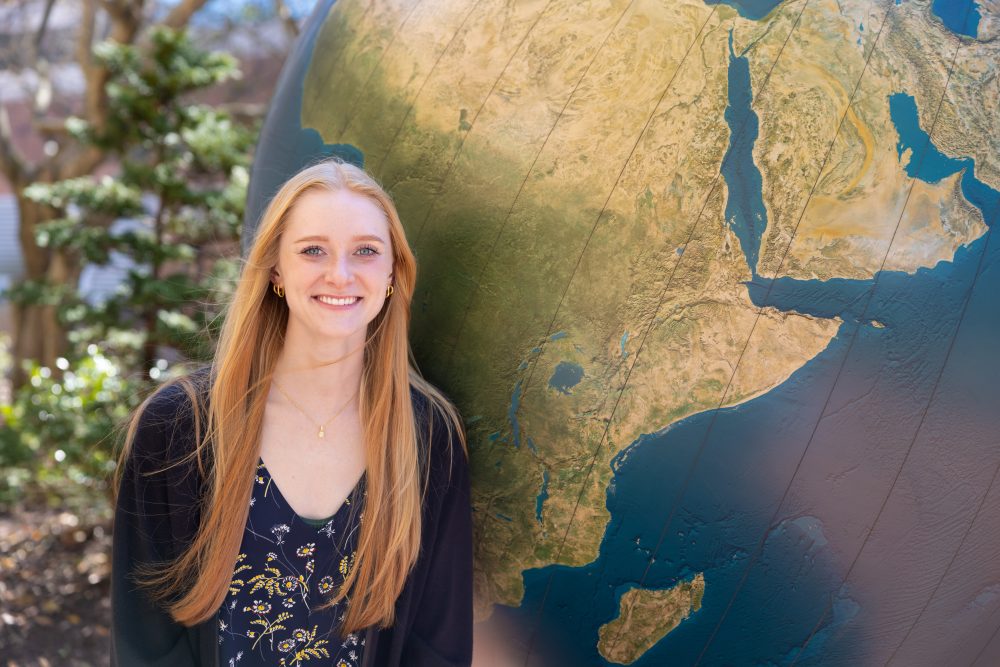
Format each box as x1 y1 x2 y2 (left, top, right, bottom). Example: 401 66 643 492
325 253 354 285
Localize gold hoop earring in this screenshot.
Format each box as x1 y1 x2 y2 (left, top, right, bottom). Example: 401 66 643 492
386 284 394 298
273 283 285 298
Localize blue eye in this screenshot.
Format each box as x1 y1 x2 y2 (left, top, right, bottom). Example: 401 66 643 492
357 245 380 256
300 245 324 256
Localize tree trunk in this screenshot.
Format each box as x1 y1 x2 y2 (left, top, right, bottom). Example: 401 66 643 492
9 184 76 389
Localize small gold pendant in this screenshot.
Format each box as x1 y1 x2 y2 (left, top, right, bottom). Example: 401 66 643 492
318 426 325 438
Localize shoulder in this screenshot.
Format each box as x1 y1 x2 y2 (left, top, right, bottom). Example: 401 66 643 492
129 366 211 465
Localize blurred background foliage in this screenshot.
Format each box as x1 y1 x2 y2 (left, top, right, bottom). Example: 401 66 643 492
0 27 254 510
0 2 298 660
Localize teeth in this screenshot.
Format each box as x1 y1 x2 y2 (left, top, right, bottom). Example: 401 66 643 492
317 296 359 306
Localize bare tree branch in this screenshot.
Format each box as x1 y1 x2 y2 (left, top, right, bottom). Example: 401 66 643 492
78 0 100 123
33 0 59 51
273 0 300 39
80 0 140 151
103 0 143 44
161 0 210 30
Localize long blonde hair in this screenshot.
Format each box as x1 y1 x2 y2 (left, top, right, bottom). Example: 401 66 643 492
116 159 465 633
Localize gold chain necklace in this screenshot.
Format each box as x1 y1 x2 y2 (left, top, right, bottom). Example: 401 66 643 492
271 378 357 439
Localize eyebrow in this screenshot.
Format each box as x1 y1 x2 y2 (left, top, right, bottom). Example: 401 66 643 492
293 234 387 244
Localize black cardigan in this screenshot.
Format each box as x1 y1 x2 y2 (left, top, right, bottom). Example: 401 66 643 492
111 377 473 666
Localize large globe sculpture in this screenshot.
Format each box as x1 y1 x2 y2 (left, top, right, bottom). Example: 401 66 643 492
246 0 1000 664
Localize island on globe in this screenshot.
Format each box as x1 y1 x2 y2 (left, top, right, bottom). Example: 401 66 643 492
246 0 1000 664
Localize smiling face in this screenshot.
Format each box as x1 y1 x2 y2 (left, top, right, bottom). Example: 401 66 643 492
271 187 395 351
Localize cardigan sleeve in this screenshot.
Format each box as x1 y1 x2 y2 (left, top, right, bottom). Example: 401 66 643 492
111 384 203 666
400 404 474 666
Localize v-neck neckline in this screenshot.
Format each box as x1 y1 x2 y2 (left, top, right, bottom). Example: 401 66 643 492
256 458 364 530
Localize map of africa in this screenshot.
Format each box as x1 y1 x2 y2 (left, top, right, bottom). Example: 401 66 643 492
246 0 1000 663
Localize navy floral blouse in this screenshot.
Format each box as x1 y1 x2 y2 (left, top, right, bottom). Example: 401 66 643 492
218 461 366 667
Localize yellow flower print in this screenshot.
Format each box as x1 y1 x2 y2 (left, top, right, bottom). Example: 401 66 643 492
292 628 309 642
339 552 355 576
296 542 316 557
228 553 251 596
278 638 296 652
318 576 335 594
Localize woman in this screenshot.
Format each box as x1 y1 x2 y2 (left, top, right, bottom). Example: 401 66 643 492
111 160 472 666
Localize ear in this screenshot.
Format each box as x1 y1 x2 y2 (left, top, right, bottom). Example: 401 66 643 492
271 269 281 283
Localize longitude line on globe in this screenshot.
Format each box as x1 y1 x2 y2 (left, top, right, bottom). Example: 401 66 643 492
885 442 1000 665
442 0 638 381
410 0 562 245
443 0 643 541
514 0 810 438
336 0 426 140
506 4 772 662
508 0 816 661
970 605 1000 666
326 0 379 88
682 2 917 662
500 0 813 657
796 206 994 666
594 0 809 650
785 9 987 666
375 0 485 175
